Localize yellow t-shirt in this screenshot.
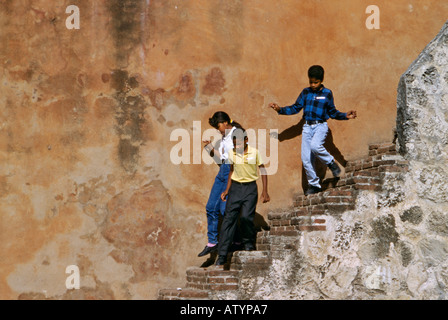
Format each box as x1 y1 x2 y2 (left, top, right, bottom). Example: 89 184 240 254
228 145 264 183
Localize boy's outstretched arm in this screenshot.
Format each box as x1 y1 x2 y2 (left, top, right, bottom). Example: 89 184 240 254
269 91 305 115
259 164 270 203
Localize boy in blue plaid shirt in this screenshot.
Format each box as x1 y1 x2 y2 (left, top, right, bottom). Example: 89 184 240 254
270 65 357 195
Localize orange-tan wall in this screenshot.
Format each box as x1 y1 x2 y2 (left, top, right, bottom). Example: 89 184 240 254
1 0 447 299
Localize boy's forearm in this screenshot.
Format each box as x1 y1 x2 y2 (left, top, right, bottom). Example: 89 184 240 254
260 165 268 193
261 174 268 194
259 165 270 203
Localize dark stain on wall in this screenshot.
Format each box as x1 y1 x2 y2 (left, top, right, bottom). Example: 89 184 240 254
174 72 195 101
110 70 147 173
146 88 166 111
107 0 144 67
202 67 226 96
143 71 197 111
107 1 149 173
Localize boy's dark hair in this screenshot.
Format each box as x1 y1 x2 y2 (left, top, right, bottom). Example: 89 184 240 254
231 127 247 140
231 127 248 151
208 111 242 130
308 65 324 81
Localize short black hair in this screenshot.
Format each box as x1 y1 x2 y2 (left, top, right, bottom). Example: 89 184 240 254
231 127 247 141
308 65 324 81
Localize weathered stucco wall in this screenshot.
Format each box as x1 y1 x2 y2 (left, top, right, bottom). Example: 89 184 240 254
1 0 447 299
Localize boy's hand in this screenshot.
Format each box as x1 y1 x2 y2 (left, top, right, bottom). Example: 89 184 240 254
346 110 357 119
260 192 270 203
220 190 228 202
269 103 280 112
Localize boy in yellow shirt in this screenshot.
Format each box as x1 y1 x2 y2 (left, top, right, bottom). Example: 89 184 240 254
216 128 270 267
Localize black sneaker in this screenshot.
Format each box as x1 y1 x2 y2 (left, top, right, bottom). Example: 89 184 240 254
198 245 217 257
215 255 227 266
328 161 341 177
305 185 322 196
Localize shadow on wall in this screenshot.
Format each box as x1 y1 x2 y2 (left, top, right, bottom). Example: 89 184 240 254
276 119 347 193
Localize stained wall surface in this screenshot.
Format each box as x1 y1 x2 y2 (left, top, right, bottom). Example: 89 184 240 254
1 0 447 299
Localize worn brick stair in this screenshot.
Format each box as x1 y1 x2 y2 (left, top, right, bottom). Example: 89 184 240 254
259 142 409 242
158 142 409 300
158 267 240 300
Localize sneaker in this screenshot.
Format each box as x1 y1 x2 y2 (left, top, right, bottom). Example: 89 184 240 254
215 255 227 266
305 185 322 196
328 161 341 177
198 245 217 257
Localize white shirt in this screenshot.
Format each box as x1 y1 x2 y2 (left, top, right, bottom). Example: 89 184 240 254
219 126 236 161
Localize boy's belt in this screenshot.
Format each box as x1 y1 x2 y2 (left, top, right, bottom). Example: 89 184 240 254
232 180 256 185
305 120 326 125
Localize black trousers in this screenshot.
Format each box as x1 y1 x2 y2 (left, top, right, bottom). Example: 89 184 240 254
218 180 258 256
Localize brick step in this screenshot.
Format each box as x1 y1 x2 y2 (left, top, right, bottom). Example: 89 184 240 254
294 189 356 208
230 250 271 271
268 208 335 231
345 143 407 174
257 230 300 253
320 155 409 192
185 267 240 291
158 267 240 300
266 188 357 236
367 142 397 156
158 288 209 300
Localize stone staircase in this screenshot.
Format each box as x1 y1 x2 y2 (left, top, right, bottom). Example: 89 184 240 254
157 142 409 300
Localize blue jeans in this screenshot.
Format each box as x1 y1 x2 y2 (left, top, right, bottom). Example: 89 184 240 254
205 164 230 244
301 123 334 188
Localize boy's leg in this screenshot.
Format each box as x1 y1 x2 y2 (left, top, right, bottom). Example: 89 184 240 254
301 124 321 188
309 123 334 165
217 183 242 257
239 182 258 249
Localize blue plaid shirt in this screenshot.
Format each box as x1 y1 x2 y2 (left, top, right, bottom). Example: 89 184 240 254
278 86 347 121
